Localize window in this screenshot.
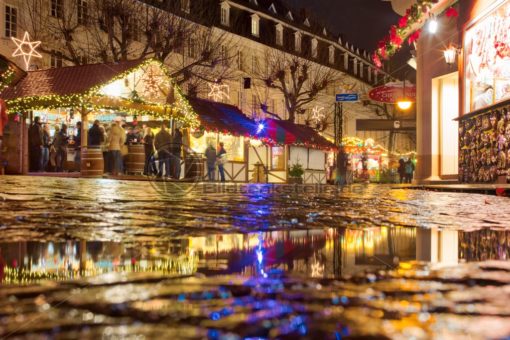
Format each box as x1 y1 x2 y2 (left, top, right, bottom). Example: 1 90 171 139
220 4 230 26
187 38 196 58
275 24 283 46
271 146 285 170
328 46 335 64
252 94 258 113
220 135 245 162
51 0 63 18
221 45 228 66
251 14 259 37
77 0 88 25
238 51 244 71
130 19 141 42
359 62 364 77
353 59 358 75
4 5 17 38
181 0 190 13
251 56 258 74
294 32 301 52
311 39 318 58
50 50 63 68
344 53 348 70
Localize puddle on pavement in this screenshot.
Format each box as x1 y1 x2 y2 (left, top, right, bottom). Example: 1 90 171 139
1 227 508 285
1 227 510 339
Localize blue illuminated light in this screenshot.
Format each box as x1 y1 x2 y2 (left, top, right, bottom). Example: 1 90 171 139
257 122 265 134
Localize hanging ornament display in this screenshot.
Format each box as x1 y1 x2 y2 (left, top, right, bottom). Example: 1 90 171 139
11 32 42 69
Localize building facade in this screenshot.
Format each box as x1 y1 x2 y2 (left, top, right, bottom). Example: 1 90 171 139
0 0 415 153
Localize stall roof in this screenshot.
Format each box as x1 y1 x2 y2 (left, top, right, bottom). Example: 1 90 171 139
0 59 145 100
265 119 338 151
186 97 261 138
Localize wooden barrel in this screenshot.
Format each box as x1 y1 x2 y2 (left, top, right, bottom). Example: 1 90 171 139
126 144 145 175
81 147 104 177
185 154 204 180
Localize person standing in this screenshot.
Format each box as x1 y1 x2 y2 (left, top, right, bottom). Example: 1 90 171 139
54 124 69 172
28 116 43 172
73 121 82 170
101 125 110 173
205 144 217 181
154 121 172 178
142 126 155 176
217 142 227 182
108 118 126 176
405 158 415 184
336 147 348 185
171 127 183 179
41 124 51 172
88 120 104 147
398 158 406 184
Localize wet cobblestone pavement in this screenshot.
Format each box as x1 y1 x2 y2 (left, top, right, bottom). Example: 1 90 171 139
1 176 510 339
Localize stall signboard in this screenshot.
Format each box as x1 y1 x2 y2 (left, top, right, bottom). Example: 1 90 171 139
464 0 510 113
368 82 416 104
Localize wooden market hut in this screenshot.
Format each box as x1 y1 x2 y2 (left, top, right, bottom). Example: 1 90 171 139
0 58 198 175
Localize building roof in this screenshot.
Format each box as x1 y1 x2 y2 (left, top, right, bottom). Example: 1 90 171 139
186 97 261 138
265 118 337 150
0 59 145 100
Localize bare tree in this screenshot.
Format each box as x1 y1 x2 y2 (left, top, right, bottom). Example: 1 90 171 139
258 50 339 123
20 0 237 87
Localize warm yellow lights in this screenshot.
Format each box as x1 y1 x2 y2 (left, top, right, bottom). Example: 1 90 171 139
397 100 413 110
443 45 457 65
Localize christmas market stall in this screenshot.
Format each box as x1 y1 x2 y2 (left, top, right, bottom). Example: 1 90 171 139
249 118 338 184
186 97 264 182
0 58 198 175
342 137 389 182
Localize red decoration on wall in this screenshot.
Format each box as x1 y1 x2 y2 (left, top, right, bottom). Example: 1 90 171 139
445 7 458 18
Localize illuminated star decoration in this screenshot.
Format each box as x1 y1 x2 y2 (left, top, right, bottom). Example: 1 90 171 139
311 106 325 124
208 83 230 102
11 32 42 70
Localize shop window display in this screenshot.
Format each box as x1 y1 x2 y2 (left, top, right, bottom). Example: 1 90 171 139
191 132 245 162
271 146 285 170
464 0 510 113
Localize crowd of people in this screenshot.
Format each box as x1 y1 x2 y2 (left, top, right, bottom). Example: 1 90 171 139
28 118 228 181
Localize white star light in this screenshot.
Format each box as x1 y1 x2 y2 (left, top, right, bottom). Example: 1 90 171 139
11 32 42 70
311 106 325 123
208 83 230 102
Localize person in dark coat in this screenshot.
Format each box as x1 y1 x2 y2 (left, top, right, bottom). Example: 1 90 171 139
54 124 69 172
217 142 227 182
142 126 155 176
205 144 217 181
41 124 51 171
154 121 172 178
171 128 183 179
73 121 82 169
28 116 43 171
405 159 415 183
398 158 406 184
88 120 104 147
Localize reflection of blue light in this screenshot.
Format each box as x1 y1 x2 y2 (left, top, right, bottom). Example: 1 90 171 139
256 250 263 264
210 312 221 321
257 122 265 134
207 329 219 340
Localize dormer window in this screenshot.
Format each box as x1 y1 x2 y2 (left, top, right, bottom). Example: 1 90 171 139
328 46 335 64
275 24 283 46
311 38 318 58
181 0 190 13
294 31 301 52
251 14 260 37
220 2 230 26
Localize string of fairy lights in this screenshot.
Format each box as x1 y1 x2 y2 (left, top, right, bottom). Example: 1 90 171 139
4 58 199 128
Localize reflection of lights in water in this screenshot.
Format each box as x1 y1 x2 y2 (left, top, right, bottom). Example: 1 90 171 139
256 232 268 278
310 257 324 278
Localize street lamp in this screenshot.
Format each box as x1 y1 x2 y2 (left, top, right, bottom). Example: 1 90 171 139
443 44 458 65
396 77 412 111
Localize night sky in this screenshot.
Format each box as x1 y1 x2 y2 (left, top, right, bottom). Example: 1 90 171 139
288 0 413 79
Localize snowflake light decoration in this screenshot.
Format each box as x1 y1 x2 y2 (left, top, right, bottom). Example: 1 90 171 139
11 32 42 70
311 106 325 124
208 83 230 102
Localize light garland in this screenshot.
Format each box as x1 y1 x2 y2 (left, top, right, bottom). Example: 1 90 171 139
5 58 200 127
372 1 458 67
0 65 15 92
